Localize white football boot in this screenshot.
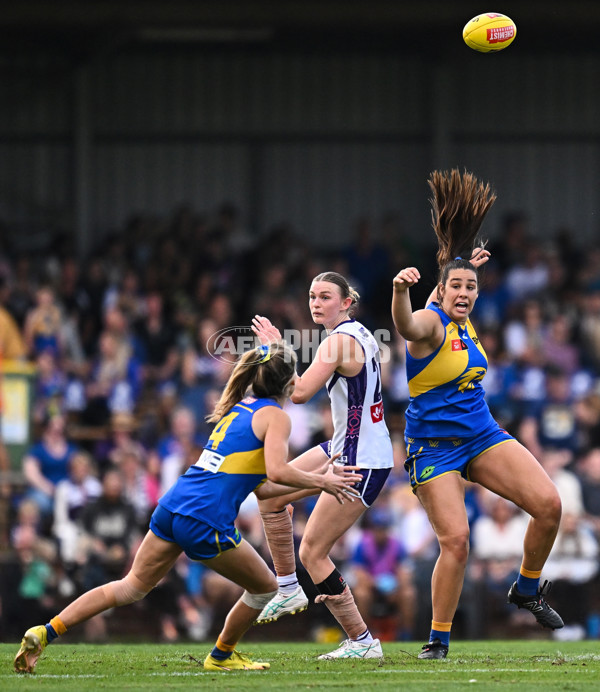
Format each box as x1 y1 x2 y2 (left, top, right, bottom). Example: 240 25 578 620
254 585 308 624
318 638 383 660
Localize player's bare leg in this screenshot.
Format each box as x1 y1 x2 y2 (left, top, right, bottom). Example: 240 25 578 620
202 540 277 670
15 532 181 673
414 472 469 658
469 439 563 629
299 491 382 659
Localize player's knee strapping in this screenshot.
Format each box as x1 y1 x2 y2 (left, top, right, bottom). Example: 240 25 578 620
241 589 278 610
101 572 154 608
314 568 347 597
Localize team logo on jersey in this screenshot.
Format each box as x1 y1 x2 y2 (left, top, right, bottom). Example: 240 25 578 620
347 407 363 436
420 465 435 480
370 401 384 423
457 367 486 392
451 339 468 351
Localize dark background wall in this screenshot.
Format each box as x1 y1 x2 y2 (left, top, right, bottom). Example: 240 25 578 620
0 1 599 256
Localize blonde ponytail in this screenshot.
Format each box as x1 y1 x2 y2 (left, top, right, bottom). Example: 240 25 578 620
207 341 297 423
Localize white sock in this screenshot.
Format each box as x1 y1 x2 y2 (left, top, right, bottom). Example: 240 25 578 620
353 628 374 644
277 573 299 595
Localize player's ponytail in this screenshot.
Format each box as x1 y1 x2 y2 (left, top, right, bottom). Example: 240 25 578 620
429 169 496 282
207 341 297 423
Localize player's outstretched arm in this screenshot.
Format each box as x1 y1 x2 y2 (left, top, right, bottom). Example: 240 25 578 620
392 268 439 343
255 407 361 504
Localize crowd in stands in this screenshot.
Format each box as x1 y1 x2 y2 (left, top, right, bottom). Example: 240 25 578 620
0 203 599 643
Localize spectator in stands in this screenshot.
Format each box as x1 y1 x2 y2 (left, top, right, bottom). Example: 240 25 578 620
133 290 180 387
542 512 599 639
52 451 102 568
344 218 390 314
574 393 600 450
176 317 229 424
206 292 235 332
5 256 35 331
518 366 580 459
0 437 11 548
538 447 584 517
504 298 545 367
77 468 138 639
1 499 58 639
78 255 108 356
120 448 158 528
380 332 410 435
55 256 91 363
105 268 146 324
504 240 550 305
577 245 600 292
0 275 27 359
470 260 511 330
470 494 528 607
542 313 580 376
32 350 68 426
84 330 142 425
489 212 529 273
350 507 416 641
94 411 147 476
158 436 202 500
23 284 64 359
576 447 600 538
579 289 600 371
148 405 203 474
22 412 78 520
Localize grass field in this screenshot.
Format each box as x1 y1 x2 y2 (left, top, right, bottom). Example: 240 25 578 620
1 640 599 691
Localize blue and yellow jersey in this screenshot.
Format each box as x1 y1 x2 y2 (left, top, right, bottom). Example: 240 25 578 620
404 303 495 439
158 396 278 532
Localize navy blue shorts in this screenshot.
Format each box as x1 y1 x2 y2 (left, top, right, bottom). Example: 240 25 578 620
149 504 242 561
319 441 392 507
404 422 513 490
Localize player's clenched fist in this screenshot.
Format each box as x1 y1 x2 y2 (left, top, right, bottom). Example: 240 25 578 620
393 267 421 291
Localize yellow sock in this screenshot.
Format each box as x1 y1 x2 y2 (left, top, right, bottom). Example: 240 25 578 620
210 636 236 660
49 616 67 636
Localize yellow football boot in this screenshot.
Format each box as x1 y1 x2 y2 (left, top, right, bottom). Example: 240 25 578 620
14 625 48 674
204 649 270 671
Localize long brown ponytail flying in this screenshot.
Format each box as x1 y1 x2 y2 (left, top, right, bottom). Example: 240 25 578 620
429 169 496 285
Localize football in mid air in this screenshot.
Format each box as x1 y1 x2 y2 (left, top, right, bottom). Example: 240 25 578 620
463 13 517 53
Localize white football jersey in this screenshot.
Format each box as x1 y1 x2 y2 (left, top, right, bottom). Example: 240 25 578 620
326 320 393 469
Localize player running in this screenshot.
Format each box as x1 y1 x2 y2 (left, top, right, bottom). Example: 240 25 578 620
14 341 361 674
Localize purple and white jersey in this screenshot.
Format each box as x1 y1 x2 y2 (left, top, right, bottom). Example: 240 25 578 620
326 320 393 470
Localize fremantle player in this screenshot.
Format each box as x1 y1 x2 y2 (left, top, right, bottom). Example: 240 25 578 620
252 271 393 660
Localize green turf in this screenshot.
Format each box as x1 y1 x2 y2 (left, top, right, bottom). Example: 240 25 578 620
1 640 599 691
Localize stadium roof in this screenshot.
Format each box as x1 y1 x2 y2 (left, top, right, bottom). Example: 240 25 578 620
0 1 597 56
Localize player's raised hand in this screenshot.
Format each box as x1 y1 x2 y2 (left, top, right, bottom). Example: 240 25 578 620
393 267 421 291
252 315 282 344
469 246 491 268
